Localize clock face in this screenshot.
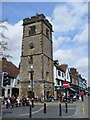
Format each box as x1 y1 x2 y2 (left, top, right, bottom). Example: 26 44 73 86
29 42 34 49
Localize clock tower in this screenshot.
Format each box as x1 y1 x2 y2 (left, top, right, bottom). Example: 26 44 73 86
19 14 54 99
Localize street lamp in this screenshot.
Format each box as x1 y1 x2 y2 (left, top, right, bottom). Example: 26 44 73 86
30 64 34 108
28 84 32 118
44 79 46 102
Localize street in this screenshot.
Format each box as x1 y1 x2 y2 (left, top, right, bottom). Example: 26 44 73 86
1 96 89 119
2 103 76 118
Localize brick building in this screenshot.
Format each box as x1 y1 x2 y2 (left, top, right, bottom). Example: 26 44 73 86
69 68 79 93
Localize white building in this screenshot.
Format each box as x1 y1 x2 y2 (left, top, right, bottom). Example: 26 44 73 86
82 78 87 91
54 60 71 99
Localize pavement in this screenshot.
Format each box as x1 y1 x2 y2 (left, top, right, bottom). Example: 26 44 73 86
74 96 88 118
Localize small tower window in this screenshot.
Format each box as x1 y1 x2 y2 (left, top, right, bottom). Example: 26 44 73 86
29 25 36 36
30 56 33 64
28 56 33 64
46 28 49 38
46 72 49 81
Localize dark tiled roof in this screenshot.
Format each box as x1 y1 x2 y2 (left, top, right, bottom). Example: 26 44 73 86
2 58 19 78
57 66 65 72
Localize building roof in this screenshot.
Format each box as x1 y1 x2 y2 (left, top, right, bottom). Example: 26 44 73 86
58 64 68 72
70 68 78 76
1 57 19 78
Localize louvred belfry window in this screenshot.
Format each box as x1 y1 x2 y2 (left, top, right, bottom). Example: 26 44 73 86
29 26 36 36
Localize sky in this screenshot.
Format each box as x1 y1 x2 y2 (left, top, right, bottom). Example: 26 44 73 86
0 1 89 86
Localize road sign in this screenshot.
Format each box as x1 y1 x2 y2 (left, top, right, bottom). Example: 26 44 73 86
63 81 68 88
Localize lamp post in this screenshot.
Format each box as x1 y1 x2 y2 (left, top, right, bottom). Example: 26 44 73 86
28 84 32 118
30 65 34 108
44 79 45 102
65 88 68 113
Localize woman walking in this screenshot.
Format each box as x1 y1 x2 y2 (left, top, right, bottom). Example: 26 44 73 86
80 91 84 102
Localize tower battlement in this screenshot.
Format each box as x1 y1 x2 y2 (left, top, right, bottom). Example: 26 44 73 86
23 14 52 31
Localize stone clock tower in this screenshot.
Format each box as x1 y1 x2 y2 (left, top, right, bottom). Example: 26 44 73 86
19 14 54 99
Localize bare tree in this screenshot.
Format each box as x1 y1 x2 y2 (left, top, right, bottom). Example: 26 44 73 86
0 20 12 59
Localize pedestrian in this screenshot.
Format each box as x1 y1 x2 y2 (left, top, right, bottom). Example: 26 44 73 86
6 97 11 108
58 92 62 102
16 97 20 107
10 95 15 108
25 96 29 106
80 91 84 102
22 96 26 106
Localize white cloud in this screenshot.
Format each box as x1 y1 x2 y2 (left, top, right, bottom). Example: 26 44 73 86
53 47 85 64
52 2 88 33
73 23 88 44
4 20 23 66
53 36 71 50
75 57 88 69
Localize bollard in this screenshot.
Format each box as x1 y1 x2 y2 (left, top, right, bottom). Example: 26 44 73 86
29 102 32 118
59 103 62 116
32 98 34 108
65 102 68 113
44 102 46 113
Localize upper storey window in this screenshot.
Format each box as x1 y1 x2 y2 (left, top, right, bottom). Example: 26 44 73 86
58 71 61 76
29 25 36 36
